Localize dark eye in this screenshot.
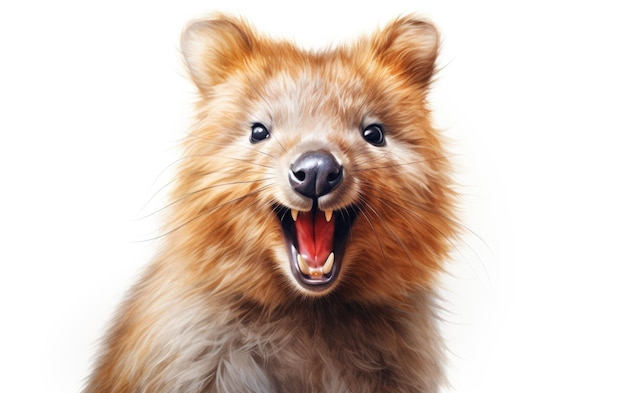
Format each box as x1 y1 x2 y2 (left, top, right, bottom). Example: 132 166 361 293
361 124 385 146
250 123 270 143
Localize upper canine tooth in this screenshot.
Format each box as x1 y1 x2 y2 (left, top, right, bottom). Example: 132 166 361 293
324 210 333 222
291 209 299 222
322 252 335 274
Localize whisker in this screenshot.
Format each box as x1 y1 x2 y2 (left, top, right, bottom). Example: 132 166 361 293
353 197 388 265
184 136 280 160
200 154 275 170
137 168 271 215
337 205 356 248
352 154 456 172
158 152 275 173
136 185 272 243
135 177 275 220
364 187 493 285
269 131 288 155
139 151 272 208
359 199 415 269
380 188 492 257
134 176 178 218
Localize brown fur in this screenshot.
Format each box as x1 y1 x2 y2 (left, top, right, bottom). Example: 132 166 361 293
85 15 456 393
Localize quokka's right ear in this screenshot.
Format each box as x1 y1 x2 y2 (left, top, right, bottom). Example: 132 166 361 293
181 15 256 95
373 16 440 88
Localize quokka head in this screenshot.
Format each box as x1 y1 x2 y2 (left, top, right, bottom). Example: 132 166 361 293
169 14 456 305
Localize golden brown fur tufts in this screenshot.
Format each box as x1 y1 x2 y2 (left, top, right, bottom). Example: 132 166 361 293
85 14 457 393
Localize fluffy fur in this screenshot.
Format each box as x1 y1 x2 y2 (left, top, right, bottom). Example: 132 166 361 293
85 15 456 393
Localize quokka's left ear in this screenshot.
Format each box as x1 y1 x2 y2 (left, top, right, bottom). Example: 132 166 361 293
373 16 440 87
181 14 257 95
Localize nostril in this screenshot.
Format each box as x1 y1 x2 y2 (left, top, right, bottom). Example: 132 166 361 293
327 170 341 183
293 170 306 182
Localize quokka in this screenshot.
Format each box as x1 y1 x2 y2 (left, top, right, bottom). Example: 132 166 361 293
85 14 457 393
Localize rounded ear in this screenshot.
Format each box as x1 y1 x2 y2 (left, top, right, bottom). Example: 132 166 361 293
181 15 256 95
374 17 439 87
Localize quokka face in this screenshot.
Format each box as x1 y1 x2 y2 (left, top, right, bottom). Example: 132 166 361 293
170 15 455 304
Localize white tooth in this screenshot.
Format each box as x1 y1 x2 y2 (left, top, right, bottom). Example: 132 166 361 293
324 210 333 222
291 209 299 222
322 252 335 274
297 254 310 275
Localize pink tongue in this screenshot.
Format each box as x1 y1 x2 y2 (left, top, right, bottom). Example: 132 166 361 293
295 210 335 268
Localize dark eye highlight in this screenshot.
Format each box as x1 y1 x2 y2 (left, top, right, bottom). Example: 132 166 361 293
250 123 270 143
361 124 385 146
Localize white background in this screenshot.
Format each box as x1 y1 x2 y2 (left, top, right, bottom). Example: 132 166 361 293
1 1 625 392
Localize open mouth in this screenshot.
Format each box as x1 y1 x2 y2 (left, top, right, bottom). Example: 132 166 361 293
276 204 357 292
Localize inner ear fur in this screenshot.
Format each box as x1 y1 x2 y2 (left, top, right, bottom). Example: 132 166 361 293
374 16 440 87
181 15 256 95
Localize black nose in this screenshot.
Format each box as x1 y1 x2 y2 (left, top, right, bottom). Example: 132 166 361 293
289 150 343 199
